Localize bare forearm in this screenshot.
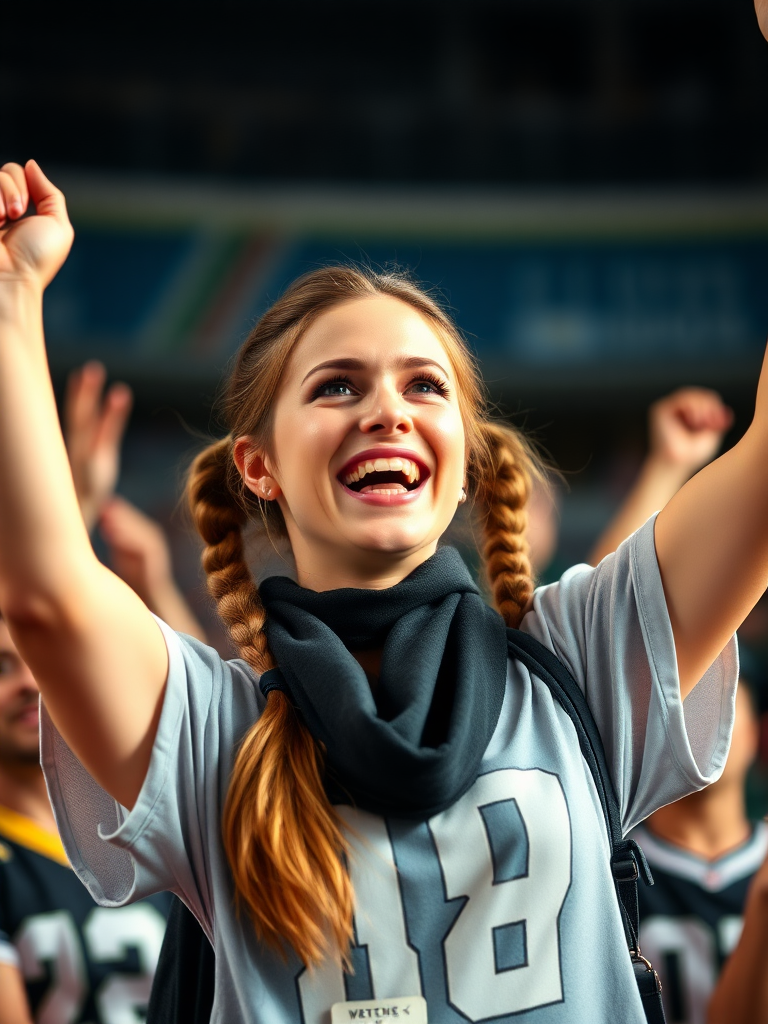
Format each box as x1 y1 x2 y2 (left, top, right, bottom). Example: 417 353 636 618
0 284 98 615
588 455 688 566
655 424 768 696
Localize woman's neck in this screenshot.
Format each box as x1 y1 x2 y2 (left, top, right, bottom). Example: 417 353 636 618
646 778 751 861
292 539 439 593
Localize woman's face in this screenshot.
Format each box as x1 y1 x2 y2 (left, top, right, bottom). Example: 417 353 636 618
240 294 467 590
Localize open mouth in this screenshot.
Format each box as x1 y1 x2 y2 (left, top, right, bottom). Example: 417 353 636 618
339 455 427 495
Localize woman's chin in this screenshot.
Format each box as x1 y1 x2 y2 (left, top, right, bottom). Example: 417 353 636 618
349 528 440 561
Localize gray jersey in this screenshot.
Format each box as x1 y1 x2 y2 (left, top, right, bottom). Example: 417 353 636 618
41 517 737 1024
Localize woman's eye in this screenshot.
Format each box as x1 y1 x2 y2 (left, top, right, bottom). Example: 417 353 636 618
407 377 449 397
311 377 356 399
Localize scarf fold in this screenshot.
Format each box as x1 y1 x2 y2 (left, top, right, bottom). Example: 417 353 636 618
260 547 509 819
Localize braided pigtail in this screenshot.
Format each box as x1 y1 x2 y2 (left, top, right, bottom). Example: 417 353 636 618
473 421 540 629
187 439 353 967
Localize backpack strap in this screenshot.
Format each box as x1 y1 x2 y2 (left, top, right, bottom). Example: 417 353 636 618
507 628 665 1024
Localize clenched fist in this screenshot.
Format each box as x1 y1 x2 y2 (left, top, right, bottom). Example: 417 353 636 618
0 160 74 291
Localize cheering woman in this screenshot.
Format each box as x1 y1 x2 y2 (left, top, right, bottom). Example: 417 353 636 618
0 160 761 1023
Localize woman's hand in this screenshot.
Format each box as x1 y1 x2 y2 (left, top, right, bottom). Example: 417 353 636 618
756 0 768 41
0 160 73 293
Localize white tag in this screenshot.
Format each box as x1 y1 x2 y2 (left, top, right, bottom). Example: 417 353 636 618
331 995 428 1022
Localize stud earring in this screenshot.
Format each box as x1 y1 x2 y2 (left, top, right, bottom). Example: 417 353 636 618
458 487 467 504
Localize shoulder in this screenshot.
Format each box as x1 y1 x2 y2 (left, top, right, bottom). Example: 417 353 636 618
518 515 668 682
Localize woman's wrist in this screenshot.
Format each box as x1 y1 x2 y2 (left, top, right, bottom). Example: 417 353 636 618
0 277 45 331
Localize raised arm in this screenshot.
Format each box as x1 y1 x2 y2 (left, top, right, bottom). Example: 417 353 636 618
588 388 732 566
0 161 167 808
655 349 768 697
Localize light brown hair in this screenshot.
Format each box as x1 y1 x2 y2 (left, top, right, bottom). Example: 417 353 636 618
187 265 544 966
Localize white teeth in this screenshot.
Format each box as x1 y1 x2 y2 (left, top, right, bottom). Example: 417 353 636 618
342 456 424 487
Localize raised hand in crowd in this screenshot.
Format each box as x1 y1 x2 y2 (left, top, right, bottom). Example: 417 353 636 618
65 361 133 534
588 387 733 565
100 496 206 640
63 360 207 641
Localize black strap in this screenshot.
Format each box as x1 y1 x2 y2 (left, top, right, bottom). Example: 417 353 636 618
146 898 215 1024
507 629 666 1024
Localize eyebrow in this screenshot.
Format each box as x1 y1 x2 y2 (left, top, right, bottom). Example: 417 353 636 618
301 356 450 386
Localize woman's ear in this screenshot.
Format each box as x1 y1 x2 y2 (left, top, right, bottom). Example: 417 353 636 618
233 437 282 501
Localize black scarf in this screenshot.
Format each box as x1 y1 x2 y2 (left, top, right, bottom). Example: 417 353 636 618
259 547 509 819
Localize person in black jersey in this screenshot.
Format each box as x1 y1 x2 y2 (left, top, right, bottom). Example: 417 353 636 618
632 664 765 1024
0 613 173 1024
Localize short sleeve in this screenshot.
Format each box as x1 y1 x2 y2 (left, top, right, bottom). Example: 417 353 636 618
40 618 263 941
520 513 738 833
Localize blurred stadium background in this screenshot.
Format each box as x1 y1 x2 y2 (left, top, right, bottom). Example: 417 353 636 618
4 0 768 725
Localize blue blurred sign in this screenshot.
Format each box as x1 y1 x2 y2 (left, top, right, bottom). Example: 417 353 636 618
42 201 768 374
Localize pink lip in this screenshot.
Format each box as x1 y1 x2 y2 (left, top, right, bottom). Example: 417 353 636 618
15 707 39 728
336 446 431 507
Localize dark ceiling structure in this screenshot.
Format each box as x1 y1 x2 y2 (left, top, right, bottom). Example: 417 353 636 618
4 0 767 186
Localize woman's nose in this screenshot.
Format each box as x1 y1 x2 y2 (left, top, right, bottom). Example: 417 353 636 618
358 385 414 435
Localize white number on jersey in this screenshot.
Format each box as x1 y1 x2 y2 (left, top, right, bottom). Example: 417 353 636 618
16 911 87 1024
430 769 571 1018
14 903 166 1024
85 905 167 1024
297 768 572 1024
297 813 422 1021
